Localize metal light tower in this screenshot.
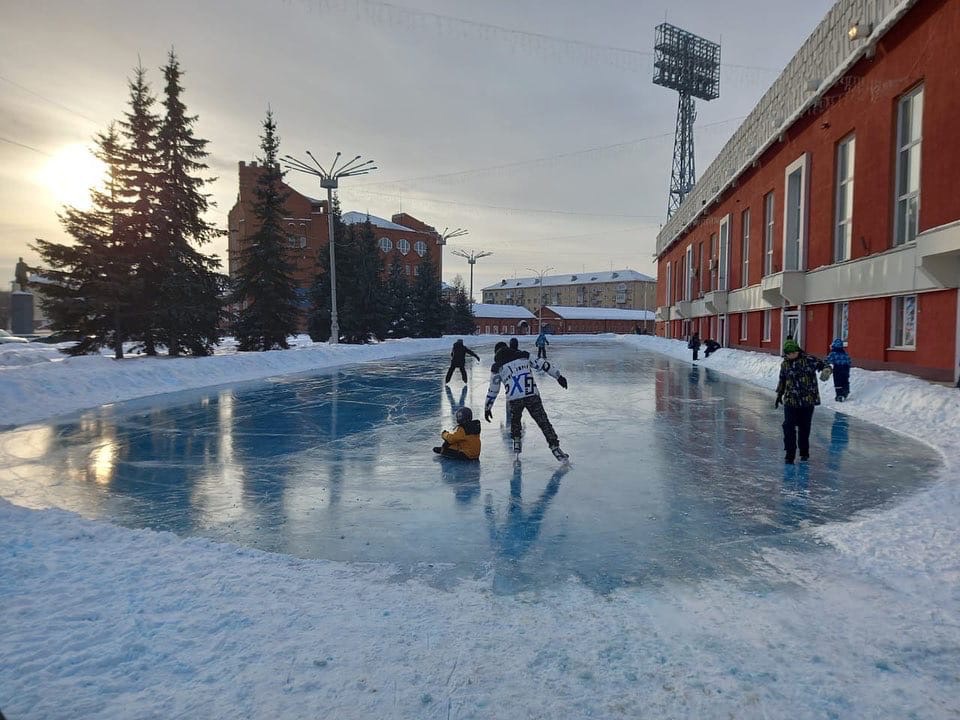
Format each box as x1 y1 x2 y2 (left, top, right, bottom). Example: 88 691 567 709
439 227 468 290
283 151 377 344
451 248 492 304
653 23 721 218
526 266 554 334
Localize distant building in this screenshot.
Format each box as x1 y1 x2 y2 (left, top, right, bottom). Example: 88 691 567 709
655 0 960 383
538 306 655 335
228 161 443 293
481 269 655 315
471 303 536 335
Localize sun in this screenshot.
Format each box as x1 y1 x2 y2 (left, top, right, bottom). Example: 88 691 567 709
39 143 107 210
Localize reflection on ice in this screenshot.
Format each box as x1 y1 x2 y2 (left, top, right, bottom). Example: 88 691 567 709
0 342 942 594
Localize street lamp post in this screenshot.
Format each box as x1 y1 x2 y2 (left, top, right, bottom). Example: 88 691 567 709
283 151 377 344
438 227 468 298
526 266 554 334
451 248 493 304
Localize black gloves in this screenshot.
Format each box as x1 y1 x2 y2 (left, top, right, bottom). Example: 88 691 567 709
484 408 493 422
775 394 783 409
557 375 568 389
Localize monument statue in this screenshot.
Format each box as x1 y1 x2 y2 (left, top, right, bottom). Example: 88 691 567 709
14 257 29 292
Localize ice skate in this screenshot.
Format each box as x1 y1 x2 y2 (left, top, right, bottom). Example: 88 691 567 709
512 438 522 455
550 445 569 462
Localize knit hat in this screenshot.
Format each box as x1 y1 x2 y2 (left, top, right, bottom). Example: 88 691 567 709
831 338 845 351
783 339 801 354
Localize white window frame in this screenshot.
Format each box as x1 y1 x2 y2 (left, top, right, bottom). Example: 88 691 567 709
739 312 748 341
414 240 427 257
684 244 694 301
894 85 923 246
833 302 849 345
718 215 731 291
741 208 750 288
763 192 775 276
398 238 411 255
834 134 855 262
665 262 672 306
782 153 809 272
891 295 917 349
379 237 393 252
762 309 772 342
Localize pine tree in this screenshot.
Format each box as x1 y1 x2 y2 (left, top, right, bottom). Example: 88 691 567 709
230 110 302 350
384 254 412 338
337 219 387 343
447 278 476 335
118 63 163 355
410 253 445 337
32 125 135 358
155 50 225 356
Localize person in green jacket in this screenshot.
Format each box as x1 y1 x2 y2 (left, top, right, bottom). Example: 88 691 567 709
775 338 827 464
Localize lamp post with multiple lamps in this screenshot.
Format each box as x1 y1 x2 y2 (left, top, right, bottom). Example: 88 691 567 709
438 227 468 297
526 266 554 334
451 248 493 305
283 151 377 344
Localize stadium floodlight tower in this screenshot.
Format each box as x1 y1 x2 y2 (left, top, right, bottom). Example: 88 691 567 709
653 23 721 218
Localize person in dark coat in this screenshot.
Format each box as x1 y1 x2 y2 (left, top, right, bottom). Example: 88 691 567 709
688 332 701 361
825 338 852 401
775 338 827 464
703 339 721 358
445 339 480 384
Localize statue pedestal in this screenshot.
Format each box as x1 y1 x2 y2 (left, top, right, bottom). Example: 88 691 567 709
10 291 34 335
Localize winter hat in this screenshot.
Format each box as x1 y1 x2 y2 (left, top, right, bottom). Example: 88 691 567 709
509 338 519 350
494 341 508 354
783 339 801 354
831 338 845 351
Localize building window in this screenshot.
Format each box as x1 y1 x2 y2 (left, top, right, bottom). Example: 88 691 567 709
708 234 716 291
741 208 750 288
762 309 772 341
685 245 694 300
763 191 775 275
894 85 923 246
834 135 855 262
405 265 411 275
783 153 808 271
833 302 849 345
891 295 917 348
493 325 499 334
414 240 427 257
398 238 411 255
484 325 490 334
665 262 672 306
718 216 730 291
739 312 748 341
379 237 392 252
414 264 420 276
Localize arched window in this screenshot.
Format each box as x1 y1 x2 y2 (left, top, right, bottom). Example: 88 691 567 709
398 238 411 255
414 240 427 257
379 237 393 252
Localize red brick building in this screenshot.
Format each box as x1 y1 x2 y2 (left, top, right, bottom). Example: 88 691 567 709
228 161 443 293
537 306 654 335
655 0 960 382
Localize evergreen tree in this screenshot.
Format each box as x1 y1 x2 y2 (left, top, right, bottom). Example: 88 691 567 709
338 219 387 343
447 278 476 335
32 125 135 358
155 50 224 356
117 64 163 355
409 253 445 337
384 254 412 338
230 110 301 350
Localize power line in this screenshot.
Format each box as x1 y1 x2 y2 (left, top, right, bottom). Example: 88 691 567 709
0 136 51 156
0 74 100 125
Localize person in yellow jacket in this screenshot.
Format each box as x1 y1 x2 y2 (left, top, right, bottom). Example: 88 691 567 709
433 406 482 460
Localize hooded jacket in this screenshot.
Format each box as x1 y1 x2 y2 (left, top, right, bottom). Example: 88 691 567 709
776 351 826 408
826 340 852 368
441 419 482 459
450 339 479 365
484 346 562 412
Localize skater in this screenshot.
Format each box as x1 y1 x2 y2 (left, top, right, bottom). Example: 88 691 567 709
535 330 549 359
703 338 721 358
826 338 852 401
775 338 827 464
445 339 480 385
688 332 701 361
485 338 569 461
433 406 482 460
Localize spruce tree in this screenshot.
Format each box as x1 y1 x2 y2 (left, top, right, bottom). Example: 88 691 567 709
410 253 445 337
384 254 412 338
32 124 135 358
231 110 301 350
447 279 476 335
338 219 387 343
117 64 163 355
155 50 224 356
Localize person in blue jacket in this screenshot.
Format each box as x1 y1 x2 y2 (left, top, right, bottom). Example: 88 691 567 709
826 338 852 402
534 330 549 359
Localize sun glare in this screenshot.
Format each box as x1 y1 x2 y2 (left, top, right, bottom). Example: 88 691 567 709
39 143 107 210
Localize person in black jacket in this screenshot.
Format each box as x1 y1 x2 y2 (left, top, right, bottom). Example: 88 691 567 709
703 339 721 358
445 339 480 384
688 332 701 361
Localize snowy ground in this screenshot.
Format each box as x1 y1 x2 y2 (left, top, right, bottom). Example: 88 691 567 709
2 335 959 719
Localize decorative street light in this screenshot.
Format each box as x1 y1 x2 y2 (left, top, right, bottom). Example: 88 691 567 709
438 227 468 296
526 266 554 334
283 151 377 344
451 248 493 304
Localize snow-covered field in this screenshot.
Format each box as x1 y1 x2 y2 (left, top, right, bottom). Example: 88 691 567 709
2 335 959 719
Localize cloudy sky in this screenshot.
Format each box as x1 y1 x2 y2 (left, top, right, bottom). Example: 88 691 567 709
1 0 832 297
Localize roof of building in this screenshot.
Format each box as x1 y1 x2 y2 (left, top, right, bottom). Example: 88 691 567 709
481 269 653 292
545 306 655 321
656 0 920 257
340 212 416 232
470 303 537 319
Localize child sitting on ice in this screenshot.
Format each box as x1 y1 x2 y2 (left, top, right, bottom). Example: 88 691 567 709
826 338 852 402
433 406 482 460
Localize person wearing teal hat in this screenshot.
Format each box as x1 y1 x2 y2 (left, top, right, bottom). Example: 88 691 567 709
775 338 828 464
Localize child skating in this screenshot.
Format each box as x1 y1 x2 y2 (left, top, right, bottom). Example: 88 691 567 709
826 338 852 401
433 406 482 460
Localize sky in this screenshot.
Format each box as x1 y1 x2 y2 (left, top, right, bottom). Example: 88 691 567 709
0 0 833 295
